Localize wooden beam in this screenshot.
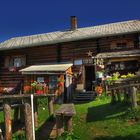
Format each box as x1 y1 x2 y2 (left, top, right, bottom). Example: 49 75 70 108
0 94 55 100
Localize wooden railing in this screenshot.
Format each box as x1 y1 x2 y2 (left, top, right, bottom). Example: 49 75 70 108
109 81 140 108
0 94 55 140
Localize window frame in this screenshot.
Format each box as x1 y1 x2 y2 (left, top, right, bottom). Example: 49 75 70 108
6 55 26 68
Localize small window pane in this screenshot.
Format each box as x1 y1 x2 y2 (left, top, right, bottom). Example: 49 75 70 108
74 59 82 65
14 58 22 67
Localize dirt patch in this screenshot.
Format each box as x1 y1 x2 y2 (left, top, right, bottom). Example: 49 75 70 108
127 119 137 125
90 127 109 137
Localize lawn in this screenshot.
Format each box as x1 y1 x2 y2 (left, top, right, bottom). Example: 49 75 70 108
1 96 140 140
73 96 140 140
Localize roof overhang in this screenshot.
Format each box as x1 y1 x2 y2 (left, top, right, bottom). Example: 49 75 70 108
94 49 140 59
19 63 73 75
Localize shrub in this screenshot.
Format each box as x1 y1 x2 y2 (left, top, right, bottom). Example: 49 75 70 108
123 108 140 121
12 132 26 140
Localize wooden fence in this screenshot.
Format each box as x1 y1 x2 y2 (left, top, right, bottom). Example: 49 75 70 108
109 82 140 108
0 94 55 140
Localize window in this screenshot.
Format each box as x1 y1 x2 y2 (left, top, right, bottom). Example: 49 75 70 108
14 57 22 67
117 43 127 49
13 56 26 67
49 76 57 89
110 40 132 50
6 55 26 68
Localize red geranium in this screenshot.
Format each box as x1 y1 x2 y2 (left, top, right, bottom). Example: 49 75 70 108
24 85 31 94
36 90 43 95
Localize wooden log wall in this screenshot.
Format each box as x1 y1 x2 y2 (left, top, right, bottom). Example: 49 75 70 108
0 33 139 89
99 34 139 52
0 33 138 68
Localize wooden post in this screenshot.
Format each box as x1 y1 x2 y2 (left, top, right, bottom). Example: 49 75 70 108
123 88 129 103
65 116 73 133
131 87 137 108
48 96 54 116
116 89 121 102
3 100 12 140
56 115 64 136
24 99 33 140
34 99 38 127
111 89 117 104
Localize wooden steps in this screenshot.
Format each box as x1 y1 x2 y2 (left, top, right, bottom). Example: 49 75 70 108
73 91 96 103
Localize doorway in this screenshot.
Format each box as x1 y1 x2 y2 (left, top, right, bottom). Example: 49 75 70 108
85 66 95 91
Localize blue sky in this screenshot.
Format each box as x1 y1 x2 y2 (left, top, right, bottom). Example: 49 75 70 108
0 0 140 42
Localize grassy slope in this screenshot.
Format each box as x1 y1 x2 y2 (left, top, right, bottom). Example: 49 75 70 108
73 97 140 140
1 97 140 140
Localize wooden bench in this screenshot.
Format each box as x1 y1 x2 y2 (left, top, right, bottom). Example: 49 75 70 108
55 104 76 136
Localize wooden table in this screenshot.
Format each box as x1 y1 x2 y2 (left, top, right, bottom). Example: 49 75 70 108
55 104 76 136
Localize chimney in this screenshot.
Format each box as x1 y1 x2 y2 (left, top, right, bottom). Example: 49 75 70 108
70 16 77 30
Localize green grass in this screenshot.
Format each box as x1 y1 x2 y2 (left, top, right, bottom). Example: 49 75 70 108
73 96 140 140
1 96 140 140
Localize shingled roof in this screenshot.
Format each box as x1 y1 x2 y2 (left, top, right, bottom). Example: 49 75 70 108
0 19 140 50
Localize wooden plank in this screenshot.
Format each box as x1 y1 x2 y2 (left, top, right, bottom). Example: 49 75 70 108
0 94 55 100
55 104 76 116
109 83 140 90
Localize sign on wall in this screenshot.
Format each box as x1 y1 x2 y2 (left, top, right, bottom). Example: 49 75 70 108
37 77 44 83
83 58 93 64
74 59 83 65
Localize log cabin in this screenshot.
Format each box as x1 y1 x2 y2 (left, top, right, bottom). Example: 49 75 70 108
0 16 139 101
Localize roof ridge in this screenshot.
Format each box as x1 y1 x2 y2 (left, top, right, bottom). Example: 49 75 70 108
3 19 140 41
0 19 140 50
